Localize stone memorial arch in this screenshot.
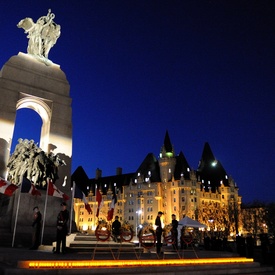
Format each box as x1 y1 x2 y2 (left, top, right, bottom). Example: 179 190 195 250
0 11 73 245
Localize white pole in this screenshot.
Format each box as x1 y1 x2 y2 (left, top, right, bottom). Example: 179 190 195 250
41 178 50 245
12 186 22 247
69 181 75 234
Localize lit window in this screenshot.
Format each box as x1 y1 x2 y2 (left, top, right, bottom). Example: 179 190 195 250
187 167 190 172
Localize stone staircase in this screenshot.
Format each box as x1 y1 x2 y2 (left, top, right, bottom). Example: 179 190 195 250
65 234 275 274
68 233 140 252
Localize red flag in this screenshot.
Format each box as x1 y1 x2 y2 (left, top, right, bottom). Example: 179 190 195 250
47 179 69 200
107 191 117 221
96 189 103 217
0 177 18 196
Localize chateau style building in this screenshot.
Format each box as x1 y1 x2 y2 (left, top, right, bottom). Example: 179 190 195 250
72 131 242 238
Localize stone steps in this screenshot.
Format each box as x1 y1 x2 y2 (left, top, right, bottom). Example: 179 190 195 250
69 233 138 252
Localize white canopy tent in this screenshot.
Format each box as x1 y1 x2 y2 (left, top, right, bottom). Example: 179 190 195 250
178 216 207 228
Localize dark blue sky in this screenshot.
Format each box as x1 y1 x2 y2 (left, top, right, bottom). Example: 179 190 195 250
0 1 274 203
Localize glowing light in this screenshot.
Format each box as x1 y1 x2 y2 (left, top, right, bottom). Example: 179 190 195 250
62 176 67 186
211 160 217 167
18 258 253 269
82 224 88 231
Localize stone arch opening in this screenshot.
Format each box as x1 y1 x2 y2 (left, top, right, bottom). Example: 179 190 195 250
15 96 52 152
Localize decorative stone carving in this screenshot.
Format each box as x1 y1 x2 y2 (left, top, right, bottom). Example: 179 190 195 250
17 9 61 62
7 138 66 187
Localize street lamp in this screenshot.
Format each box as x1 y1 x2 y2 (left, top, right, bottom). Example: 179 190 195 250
136 210 142 240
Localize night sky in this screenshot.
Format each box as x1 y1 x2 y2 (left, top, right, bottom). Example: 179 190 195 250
0 1 274 203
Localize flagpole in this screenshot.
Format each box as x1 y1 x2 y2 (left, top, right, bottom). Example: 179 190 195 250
41 178 50 245
12 183 22 247
69 181 76 234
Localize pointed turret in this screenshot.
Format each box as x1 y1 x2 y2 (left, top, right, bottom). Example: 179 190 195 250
71 166 90 195
160 130 175 158
174 151 191 180
159 131 176 182
197 142 229 192
133 153 161 183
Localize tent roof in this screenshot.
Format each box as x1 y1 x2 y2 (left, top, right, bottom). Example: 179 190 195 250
178 216 207 228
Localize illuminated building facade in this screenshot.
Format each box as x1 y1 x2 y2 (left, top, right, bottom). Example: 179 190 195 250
72 131 242 238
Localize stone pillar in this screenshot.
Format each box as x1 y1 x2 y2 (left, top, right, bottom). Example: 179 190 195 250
0 53 73 246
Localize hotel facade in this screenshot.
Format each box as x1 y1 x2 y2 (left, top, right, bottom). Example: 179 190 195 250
72 131 243 239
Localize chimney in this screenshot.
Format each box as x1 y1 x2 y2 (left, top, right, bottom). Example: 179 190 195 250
95 168 102 179
116 167 122 175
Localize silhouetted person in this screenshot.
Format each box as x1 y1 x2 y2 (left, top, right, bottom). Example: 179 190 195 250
155 211 163 255
30 206 42 250
112 215 121 242
171 214 178 250
54 202 69 254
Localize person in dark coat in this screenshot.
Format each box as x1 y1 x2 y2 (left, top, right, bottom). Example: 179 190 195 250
171 214 178 250
30 206 42 250
54 202 69 254
155 211 163 255
112 215 121 242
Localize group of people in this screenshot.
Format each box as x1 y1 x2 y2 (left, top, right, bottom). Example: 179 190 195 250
31 206 178 256
155 211 179 255
30 202 69 254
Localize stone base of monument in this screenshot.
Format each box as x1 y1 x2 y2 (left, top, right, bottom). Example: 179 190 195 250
0 190 76 248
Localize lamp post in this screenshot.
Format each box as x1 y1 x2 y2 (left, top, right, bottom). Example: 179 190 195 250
136 209 142 241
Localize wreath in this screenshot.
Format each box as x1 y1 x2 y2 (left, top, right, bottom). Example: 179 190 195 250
163 224 176 244
181 232 193 245
120 224 134 242
95 222 111 242
138 224 156 249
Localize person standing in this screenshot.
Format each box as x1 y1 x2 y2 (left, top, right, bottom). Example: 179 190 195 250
30 206 42 250
155 211 163 255
55 202 69 254
171 214 178 250
112 215 121 242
